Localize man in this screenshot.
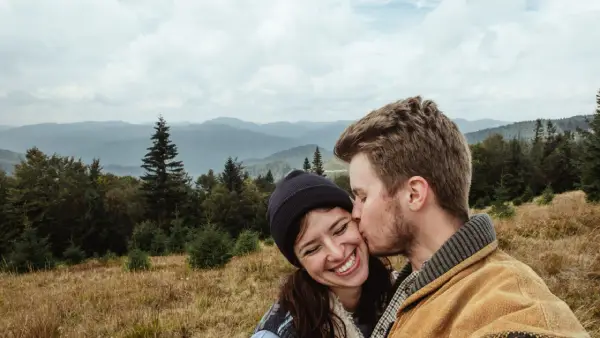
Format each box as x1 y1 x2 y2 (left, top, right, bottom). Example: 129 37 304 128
333 96 589 338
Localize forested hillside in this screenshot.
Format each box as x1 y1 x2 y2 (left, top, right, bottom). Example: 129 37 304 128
0 116 516 177
1 90 599 277
465 115 591 144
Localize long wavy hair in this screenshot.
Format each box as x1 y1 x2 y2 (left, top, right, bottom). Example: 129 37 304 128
277 211 395 338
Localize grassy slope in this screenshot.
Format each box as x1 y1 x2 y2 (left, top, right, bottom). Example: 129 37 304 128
0 191 598 337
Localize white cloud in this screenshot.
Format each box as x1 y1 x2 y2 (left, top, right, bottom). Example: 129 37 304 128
0 0 598 125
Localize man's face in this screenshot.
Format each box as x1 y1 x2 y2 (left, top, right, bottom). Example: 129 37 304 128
348 153 415 257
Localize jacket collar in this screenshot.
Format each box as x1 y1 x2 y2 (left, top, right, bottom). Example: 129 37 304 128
398 213 498 309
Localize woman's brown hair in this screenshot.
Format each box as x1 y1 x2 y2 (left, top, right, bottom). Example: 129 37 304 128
277 209 394 337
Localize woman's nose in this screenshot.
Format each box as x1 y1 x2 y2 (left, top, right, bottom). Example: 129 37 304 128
326 241 345 261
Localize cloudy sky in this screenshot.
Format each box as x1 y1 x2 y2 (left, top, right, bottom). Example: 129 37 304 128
0 0 598 126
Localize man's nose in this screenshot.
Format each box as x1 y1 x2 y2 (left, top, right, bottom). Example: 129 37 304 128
352 203 362 221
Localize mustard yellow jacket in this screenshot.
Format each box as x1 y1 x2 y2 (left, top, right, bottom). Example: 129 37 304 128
378 214 589 338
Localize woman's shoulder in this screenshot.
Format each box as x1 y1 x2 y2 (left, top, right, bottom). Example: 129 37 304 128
250 330 282 338
253 301 297 338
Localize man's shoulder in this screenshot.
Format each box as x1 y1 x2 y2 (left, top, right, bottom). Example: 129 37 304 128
451 249 588 336
476 249 548 287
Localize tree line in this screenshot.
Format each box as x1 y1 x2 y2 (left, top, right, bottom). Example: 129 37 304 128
1 90 599 273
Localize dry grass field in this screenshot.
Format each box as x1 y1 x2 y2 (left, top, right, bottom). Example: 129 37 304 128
0 191 599 338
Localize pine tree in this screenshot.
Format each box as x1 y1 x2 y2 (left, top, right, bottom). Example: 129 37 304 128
140 115 188 229
581 89 600 202
533 119 544 145
196 169 217 194
530 119 546 195
6 217 55 273
303 157 311 172
312 147 325 176
265 170 274 185
220 157 244 194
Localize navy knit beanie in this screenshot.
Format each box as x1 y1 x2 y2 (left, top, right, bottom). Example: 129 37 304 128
267 169 354 267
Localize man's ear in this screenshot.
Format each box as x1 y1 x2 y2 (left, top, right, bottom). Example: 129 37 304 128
405 176 429 211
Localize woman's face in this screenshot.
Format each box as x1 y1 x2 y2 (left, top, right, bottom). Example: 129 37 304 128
293 207 369 291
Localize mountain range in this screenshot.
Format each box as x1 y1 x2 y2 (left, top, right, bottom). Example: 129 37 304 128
0 115 591 179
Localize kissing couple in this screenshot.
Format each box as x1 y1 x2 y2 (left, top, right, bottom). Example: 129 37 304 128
251 96 589 338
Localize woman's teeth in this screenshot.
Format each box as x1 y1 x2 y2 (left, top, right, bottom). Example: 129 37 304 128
336 251 356 274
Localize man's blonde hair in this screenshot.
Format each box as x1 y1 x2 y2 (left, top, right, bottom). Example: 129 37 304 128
334 96 472 222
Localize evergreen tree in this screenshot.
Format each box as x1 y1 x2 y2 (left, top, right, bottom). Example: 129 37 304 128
196 169 217 194
5 217 55 273
581 89 600 202
303 157 311 172
265 170 274 185
502 138 525 199
220 157 244 194
530 119 547 195
140 115 188 230
533 119 544 145
312 147 325 176
0 170 13 258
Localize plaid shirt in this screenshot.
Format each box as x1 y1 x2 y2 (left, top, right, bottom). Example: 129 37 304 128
369 261 429 338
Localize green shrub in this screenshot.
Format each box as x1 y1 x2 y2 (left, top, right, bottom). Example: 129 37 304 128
4 224 55 273
99 250 118 265
521 186 534 202
537 185 555 206
263 237 275 246
187 225 232 270
126 248 151 272
473 198 487 209
489 201 516 219
150 228 168 256
167 219 191 254
233 230 260 256
130 220 157 252
512 197 523 206
63 242 85 265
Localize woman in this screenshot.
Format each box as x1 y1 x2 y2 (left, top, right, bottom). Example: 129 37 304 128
251 169 396 338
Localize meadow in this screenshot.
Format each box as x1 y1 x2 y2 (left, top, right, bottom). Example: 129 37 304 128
1 191 598 338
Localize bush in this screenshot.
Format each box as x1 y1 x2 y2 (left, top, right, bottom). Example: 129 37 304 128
537 185 555 206
512 197 523 206
489 201 516 219
168 219 191 254
232 230 260 256
187 225 232 269
130 220 157 252
263 237 275 246
125 248 151 272
63 242 85 265
4 224 55 273
521 186 534 202
473 198 487 209
150 228 168 256
99 250 118 265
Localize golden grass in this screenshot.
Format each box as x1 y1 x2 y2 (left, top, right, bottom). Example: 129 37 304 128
1 191 599 337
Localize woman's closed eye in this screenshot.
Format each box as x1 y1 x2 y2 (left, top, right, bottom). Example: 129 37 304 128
333 223 348 236
303 245 320 256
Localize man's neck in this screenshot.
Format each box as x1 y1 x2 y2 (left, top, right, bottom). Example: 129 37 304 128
408 210 464 271
331 286 362 313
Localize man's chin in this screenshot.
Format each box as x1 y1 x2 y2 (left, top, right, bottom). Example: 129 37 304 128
367 244 404 258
